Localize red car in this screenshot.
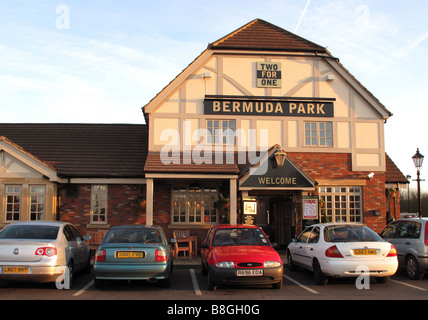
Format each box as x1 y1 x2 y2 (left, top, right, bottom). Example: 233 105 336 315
200 224 284 290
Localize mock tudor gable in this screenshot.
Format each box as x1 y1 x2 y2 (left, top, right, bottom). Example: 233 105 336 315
142 18 402 244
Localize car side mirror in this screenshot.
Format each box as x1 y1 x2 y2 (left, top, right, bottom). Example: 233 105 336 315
272 242 278 249
201 243 209 249
83 234 91 241
170 238 177 244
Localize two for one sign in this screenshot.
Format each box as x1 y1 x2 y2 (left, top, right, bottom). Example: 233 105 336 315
256 62 281 88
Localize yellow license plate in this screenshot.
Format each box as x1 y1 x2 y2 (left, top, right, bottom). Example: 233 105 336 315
3 267 29 273
353 249 377 255
116 251 145 258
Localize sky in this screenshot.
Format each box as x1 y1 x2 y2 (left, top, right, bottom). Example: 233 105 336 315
1 0 427 192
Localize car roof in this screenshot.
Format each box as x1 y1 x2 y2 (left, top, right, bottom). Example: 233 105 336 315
305 222 366 228
6 221 70 227
109 225 161 229
393 218 428 222
214 224 259 229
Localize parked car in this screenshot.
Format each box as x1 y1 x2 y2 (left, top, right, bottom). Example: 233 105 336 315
200 224 283 290
380 218 428 280
0 221 91 288
287 223 398 285
94 225 175 288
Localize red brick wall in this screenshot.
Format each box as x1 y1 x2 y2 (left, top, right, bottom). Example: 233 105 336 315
59 184 146 235
288 152 388 233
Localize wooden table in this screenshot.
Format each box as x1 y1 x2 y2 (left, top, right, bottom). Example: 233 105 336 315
176 236 198 259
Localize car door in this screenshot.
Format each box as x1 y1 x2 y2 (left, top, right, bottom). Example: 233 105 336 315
300 226 320 269
70 225 87 268
200 227 214 267
63 225 84 268
381 221 402 262
291 226 313 267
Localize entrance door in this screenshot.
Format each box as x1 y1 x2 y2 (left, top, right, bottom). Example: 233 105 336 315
253 196 293 249
270 197 293 249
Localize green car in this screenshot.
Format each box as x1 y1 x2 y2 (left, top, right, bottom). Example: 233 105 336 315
94 225 176 288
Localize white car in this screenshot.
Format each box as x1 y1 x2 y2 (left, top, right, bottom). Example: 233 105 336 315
0 221 91 288
287 223 398 285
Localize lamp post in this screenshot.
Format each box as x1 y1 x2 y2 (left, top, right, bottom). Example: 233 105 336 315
406 175 411 213
412 148 424 217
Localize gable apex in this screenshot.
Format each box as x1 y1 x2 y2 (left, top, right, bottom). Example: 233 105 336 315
209 18 328 54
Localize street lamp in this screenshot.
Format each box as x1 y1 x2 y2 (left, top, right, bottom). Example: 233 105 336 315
412 148 424 217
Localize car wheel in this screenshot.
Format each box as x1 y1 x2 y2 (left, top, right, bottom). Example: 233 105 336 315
287 251 297 271
375 276 390 284
160 275 172 288
406 255 424 280
94 278 106 289
313 260 328 285
66 261 74 289
82 254 91 274
272 278 283 289
201 260 207 276
160 267 172 288
207 269 217 291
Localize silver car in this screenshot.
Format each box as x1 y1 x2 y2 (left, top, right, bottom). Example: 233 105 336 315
380 218 428 280
0 221 91 288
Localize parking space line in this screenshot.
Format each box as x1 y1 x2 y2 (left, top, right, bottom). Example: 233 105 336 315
390 279 427 291
73 280 94 297
190 268 202 296
283 274 319 294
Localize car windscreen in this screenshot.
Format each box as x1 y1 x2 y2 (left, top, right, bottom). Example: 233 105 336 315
212 228 270 246
0 225 59 240
103 227 163 244
324 225 383 242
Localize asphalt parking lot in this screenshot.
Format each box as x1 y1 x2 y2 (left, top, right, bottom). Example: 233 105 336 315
2 263 428 301
2 262 428 318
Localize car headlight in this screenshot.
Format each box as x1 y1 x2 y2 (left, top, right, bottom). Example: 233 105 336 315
216 261 235 268
264 261 282 268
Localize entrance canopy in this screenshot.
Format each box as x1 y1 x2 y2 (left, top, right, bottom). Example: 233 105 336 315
239 145 316 191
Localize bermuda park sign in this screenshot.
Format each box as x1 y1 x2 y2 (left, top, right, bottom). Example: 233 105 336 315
204 96 334 117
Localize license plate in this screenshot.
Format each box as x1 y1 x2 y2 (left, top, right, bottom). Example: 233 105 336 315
353 249 377 255
116 251 145 258
236 269 263 276
3 267 29 273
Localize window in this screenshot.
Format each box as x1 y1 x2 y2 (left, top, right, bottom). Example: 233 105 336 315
319 187 362 223
172 186 218 224
305 122 332 146
30 185 45 221
6 185 21 221
297 226 313 243
91 185 107 223
206 120 235 145
308 226 320 243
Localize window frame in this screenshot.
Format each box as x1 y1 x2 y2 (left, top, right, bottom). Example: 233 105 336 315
29 185 46 221
91 185 108 224
206 120 236 146
319 186 363 223
171 186 218 225
5 185 22 222
304 121 333 147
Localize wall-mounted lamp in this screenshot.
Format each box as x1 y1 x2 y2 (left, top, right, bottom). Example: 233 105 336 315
203 72 211 79
367 172 374 180
274 149 287 167
326 74 335 81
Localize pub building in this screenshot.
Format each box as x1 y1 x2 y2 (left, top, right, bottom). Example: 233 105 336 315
0 19 408 250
